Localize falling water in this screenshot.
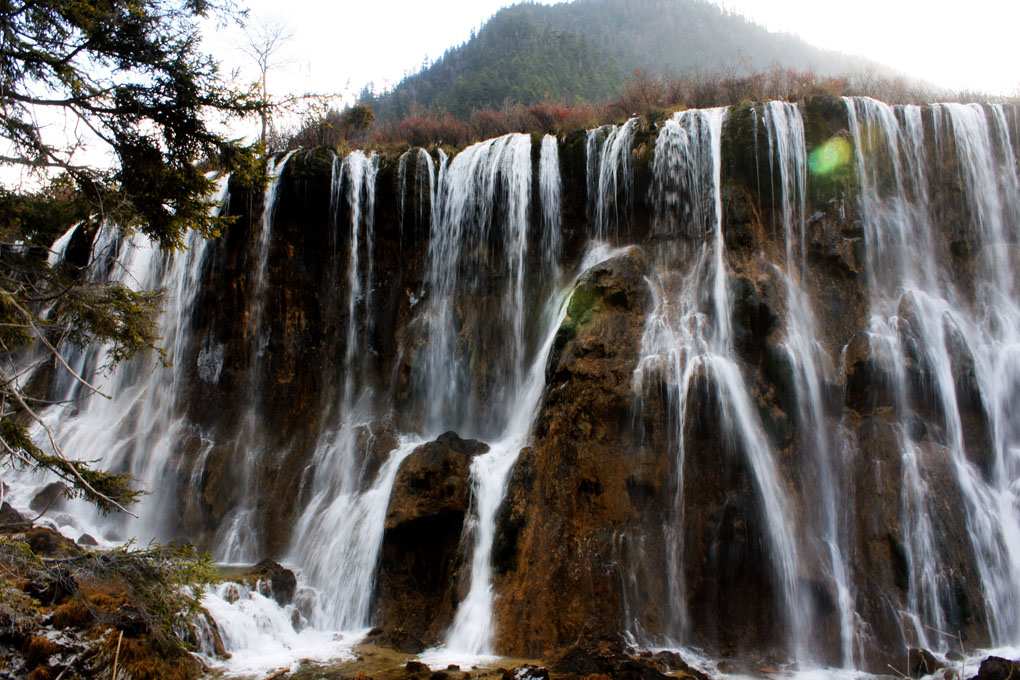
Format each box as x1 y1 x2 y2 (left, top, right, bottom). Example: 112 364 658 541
12 97 1020 675
217 152 297 561
587 118 638 239
636 107 810 660
437 242 623 660
14 176 231 545
251 151 298 354
398 148 438 245
409 132 543 657
286 149 396 632
539 134 563 276
845 96 1020 650
338 150 380 408
762 100 855 666
412 134 534 437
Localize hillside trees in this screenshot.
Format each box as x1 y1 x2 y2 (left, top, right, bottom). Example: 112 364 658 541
0 0 259 511
365 8 623 121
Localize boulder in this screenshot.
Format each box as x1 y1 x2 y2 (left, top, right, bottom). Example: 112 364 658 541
549 640 682 680
29 481 69 514
250 559 297 605
0 501 30 531
384 431 487 531
406 661 430 674
374 431 487 646
909 648 944 678
968 657 1018 680
77 533 99 547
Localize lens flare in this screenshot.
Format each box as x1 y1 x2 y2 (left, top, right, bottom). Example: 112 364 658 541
809 136 852 175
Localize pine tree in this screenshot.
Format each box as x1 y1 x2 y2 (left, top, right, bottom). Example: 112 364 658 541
0 0 259 512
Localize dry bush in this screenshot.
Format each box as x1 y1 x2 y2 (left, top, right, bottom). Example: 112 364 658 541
354 66 991 152
372 113 473 148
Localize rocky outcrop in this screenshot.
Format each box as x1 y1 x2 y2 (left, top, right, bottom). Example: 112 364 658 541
248 559 298 605
374 432 488 647
549 639 708 680
0 501 29 531
29 481 69 514
492 246 655 655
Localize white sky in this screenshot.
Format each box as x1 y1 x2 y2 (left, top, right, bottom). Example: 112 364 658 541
714 0 1019 96
206 0 1020 114
6 0 1018 186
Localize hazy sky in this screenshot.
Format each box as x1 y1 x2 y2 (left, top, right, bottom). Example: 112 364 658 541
208 0 1020 106
714 0 1019 96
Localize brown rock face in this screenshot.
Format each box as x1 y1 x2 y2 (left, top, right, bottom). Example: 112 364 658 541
374 431 489 646
493 246 655 656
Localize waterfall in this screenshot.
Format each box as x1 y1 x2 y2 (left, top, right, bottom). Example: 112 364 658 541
411 133 535 437
286 149 394 632
539 134 563 277
11 96 1020 676
587 118 638 239
217 151 297 562
398 147 438 245
845 96 1020 650
13 176 230 545
636 107 810 660
762 101 855 666
436 241 625 660
405 132 567 657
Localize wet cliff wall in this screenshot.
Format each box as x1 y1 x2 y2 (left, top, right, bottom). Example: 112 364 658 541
42 95 1020 672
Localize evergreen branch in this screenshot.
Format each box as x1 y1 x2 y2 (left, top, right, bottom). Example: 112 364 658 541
0 288 112 399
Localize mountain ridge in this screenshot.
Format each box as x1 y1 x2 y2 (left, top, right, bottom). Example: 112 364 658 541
364 0 886 120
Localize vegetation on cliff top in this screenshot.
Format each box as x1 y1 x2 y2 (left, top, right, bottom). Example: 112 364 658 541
282 64 1003 155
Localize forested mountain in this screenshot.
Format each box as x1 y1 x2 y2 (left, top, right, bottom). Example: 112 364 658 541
365 0 883 120
526 0 873 78
365 8 623 120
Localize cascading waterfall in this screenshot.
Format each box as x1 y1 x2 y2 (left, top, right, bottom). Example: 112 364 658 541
761 101 855 666
539 134 563 279
11 95 1020 676
289 134 568 651
587 118 638 239
13 176 230 545
413 132 566 657
217 151 297 561
286 149 406 633
398 147 439 245
845 96 1020 650
412 134 534 437
337 150 380 411
438 238 631 659
635 107 810 660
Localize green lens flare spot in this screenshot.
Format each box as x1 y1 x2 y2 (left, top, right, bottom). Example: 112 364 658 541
809 137 852 175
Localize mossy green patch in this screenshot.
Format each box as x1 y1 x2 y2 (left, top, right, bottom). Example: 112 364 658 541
564 285 599 332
